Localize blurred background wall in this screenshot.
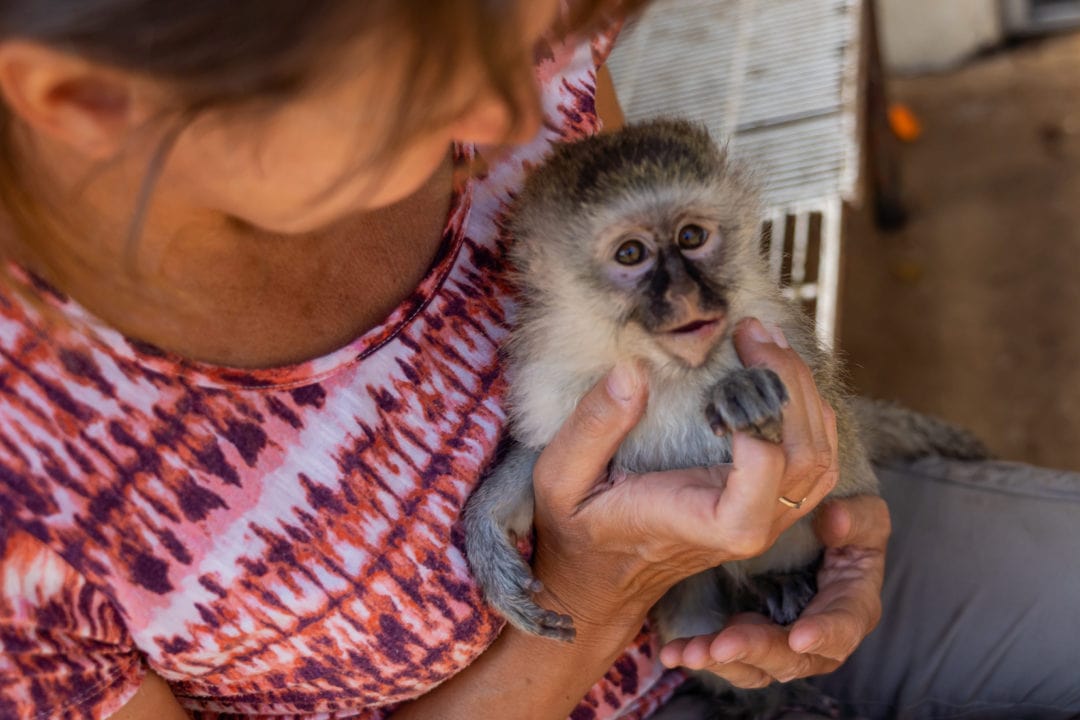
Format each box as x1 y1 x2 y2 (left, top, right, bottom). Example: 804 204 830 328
878 0 1003 73
844 0 1080 471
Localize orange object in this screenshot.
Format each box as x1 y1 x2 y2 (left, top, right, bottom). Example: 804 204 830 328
888 103 923 142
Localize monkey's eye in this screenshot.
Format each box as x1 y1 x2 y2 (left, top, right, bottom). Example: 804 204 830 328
676 224 709 250
614 239 647 265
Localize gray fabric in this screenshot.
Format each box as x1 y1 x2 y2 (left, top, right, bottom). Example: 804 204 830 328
653 458 1080 719
812 458 1080 719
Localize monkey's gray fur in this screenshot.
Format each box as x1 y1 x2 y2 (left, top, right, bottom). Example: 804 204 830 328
463 119 986 717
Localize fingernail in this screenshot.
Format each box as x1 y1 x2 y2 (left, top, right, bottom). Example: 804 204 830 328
764 322 790 349
743 317 771 344
606 361 640 404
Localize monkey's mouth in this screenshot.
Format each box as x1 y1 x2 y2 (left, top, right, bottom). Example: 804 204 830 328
654 315 727 368
669 319 719 334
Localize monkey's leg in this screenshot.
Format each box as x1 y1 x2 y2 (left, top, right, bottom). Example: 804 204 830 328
462 443 576 642
732 516 823 626
653 569 735 646
704 367 789 444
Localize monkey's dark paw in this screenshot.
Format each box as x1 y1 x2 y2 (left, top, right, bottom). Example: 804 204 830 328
465 525 576 641
494 588 577 643
747 563 819 626
705 367 789 444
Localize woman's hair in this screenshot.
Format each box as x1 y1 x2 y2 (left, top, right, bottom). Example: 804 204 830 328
0 0 639 161
0 0 646 242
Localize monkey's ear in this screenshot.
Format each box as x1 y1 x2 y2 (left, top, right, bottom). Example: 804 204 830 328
0 41 155 160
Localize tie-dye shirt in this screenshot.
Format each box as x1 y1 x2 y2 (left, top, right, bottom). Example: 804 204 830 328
0 27 685 720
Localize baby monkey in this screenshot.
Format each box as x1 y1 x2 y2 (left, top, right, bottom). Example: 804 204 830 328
464 119 880 709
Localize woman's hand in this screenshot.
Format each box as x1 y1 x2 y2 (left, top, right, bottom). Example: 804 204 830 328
526 317 843 639
657 495 890 686
655 320 891 687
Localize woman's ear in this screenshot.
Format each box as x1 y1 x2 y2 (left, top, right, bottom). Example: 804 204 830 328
0 41 145 159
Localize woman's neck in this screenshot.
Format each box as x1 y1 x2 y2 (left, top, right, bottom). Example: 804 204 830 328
2 153 455 369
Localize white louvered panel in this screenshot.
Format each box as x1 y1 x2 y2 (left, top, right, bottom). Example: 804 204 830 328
733 114 846 207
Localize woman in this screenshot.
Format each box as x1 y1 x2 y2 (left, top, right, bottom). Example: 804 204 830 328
0 2 1072 719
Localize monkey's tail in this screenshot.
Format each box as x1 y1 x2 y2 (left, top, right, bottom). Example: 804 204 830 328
851 397 991 465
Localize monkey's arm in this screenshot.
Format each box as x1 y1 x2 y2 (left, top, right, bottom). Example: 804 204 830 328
463 443 576 641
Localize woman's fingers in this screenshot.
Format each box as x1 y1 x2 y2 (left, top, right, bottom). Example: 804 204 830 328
788 500 889 660
712 616 834 682
731 318 838 516
781 400 840 525
659 614 839 688
709 433 788 553
701 662 774 690
814 494 892 550
629 404 834 560
787 545 884 660
608 452 781 562
661 634 775 688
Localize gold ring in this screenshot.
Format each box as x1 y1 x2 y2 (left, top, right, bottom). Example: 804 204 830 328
778 495 806 510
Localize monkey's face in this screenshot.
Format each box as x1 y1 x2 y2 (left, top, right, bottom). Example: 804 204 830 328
510 120 761 371
589 196 740 368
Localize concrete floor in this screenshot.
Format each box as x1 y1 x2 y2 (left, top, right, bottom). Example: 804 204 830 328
839 32 1080 471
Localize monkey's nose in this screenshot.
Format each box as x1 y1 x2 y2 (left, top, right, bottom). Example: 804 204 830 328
665 291 705 319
